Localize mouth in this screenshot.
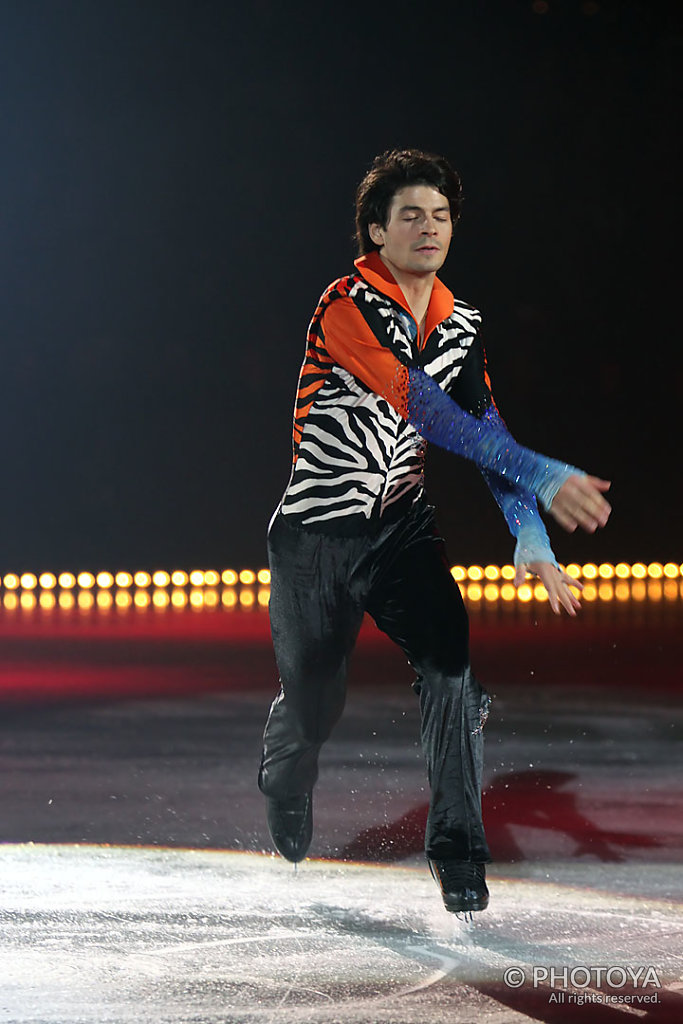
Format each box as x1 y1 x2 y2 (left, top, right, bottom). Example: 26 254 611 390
415 245 440 254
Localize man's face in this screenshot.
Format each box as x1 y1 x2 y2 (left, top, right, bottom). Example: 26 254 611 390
369 184 453 276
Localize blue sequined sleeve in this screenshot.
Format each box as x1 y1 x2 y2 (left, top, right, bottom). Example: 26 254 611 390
406 367 581 566
479 467 557 568
478 405 560 567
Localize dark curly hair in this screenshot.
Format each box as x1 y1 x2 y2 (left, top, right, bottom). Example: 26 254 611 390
355 149 464 255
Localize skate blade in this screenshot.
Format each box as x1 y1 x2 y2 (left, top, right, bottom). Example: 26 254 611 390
455 910 473 923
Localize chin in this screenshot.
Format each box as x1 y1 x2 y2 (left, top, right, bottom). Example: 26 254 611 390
411 256 443 273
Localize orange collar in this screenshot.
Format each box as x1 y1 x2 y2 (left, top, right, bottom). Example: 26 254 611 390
354 251 454 345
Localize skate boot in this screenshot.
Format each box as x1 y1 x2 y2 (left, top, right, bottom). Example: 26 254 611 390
266 792 313 863
428 859 489 914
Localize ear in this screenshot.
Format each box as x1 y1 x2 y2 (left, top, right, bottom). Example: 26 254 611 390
368 222 384 247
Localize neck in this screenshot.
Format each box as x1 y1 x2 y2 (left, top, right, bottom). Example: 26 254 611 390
378 253 435 324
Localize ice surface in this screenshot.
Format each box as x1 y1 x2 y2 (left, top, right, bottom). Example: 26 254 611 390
0 607 681 1021
1 844 682 1024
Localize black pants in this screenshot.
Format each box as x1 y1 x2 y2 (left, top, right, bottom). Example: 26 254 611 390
258 500 492 862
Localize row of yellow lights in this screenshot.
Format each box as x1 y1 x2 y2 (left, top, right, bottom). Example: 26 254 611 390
0 563 681 593
449 562 683 583
461 579 681 604
1 579 680 613
1 588 271 612
0 569 270 591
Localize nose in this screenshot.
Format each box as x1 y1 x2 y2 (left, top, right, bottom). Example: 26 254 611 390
421 217 438 234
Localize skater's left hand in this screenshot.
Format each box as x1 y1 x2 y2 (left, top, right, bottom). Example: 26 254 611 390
514 562 583 616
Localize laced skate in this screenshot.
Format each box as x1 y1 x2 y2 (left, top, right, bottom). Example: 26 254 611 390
428 859 489 914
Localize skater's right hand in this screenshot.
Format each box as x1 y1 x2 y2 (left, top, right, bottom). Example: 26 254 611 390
549 475 611 534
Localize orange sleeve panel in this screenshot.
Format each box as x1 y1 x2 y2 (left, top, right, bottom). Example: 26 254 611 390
321 296 411 417
291 340 335 453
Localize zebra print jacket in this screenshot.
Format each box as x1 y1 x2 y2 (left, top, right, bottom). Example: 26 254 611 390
278 251 568 563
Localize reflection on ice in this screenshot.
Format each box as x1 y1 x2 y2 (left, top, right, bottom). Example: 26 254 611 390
1 845 682 1023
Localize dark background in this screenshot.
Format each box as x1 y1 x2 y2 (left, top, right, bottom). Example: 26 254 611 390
0 0 680 574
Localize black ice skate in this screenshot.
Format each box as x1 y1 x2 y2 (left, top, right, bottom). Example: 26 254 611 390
428 859 489 915
266 793 313 863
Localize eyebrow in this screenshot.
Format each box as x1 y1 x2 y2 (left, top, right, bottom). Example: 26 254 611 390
397 204 451 214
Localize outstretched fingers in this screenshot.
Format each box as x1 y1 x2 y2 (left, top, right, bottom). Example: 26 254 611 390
552 569 583 616
518 563 583 617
